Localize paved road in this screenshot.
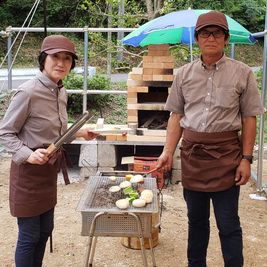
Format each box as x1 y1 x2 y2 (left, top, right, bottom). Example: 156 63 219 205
0 67 128 91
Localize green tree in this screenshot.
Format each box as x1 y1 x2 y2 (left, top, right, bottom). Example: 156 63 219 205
191 0 265 33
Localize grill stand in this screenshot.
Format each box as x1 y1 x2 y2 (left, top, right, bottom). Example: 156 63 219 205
84 211 157 267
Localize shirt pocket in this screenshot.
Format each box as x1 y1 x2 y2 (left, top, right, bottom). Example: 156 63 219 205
215 87 239 108
182 86 204 104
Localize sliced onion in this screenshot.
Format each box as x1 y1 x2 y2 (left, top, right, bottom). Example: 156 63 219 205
119 180 132 189
130 174 144 184
109 185 121 193
132 198 146 208
108 176 117 182
116 199 130 209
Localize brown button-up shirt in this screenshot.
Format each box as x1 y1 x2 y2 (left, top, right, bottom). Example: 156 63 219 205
0 71 68 164
165 55 264 132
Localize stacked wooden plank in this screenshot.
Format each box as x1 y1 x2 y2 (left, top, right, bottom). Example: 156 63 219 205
127 44 174 142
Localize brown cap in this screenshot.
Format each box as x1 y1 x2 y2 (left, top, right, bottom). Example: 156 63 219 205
41 35 78 59
195 11 228 32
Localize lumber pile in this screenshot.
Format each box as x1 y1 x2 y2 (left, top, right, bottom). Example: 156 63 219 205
127 44 175 142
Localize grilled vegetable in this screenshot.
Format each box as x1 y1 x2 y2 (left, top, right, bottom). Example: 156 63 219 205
123 187 139 202
132 199 146 208
140 189 153 203
119 181 131 189
108 176 117 182
109 186 121 193
130 174 144 184
116 199 130 209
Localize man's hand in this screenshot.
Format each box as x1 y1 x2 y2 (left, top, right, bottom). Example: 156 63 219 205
26 148 49 165
235 160 251 185
156 150 173 172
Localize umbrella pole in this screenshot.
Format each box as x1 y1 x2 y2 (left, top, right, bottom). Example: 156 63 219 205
189 27 193 62
230 44 235 59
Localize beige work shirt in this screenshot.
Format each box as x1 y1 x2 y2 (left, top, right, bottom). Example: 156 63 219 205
0 71 68 164
165 55 264 132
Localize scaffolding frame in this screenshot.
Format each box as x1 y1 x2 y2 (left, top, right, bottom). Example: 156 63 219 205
2 26 134 112
1 25 266 196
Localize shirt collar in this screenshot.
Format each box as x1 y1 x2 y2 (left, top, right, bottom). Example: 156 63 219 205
200 54 226 71
36 70 63 92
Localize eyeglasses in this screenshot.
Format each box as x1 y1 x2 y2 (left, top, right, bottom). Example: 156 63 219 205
198 30 226 39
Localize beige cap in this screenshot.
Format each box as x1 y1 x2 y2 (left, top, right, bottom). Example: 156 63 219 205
41 35 78 59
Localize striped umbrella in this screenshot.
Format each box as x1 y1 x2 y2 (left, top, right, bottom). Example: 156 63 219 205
122 9 256 60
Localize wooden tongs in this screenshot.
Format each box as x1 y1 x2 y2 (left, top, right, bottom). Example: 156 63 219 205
47 111 93 156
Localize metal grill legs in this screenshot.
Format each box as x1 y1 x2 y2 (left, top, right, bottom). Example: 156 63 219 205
84 211 156 267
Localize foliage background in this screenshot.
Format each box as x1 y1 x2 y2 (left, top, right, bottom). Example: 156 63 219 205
0 0 265 31
0 0 266 70
0 0 266 127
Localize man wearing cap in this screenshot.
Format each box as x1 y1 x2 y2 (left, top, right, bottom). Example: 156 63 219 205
157 11 264 267
0 35 98 267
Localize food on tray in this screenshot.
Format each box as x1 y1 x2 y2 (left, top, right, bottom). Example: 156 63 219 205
125 174 133 181
140 189 153 203
130 174 144 184
107 177 153 209
116 199 130 209
109 185 121 193
123 186 135 194
108 176 117 182
123 187 139 203
132 199 146 208
119 180 131 189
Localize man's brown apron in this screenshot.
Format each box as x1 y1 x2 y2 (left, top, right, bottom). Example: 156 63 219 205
9 148 70 217
180 129 241 192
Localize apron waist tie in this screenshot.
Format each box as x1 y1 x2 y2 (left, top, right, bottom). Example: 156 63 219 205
48 148 72 185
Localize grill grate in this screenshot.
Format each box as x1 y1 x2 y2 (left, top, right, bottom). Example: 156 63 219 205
77 176 158 237
79 176 158 213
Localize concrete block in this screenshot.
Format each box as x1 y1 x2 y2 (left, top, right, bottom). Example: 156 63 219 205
98 144 117 167
97 167 115 173
171 169 182 184
79 144 98 167
80 167 97 178
172 158 181 170
173 146 181 158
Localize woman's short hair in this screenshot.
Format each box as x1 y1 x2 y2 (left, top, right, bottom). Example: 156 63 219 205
38 52 76 71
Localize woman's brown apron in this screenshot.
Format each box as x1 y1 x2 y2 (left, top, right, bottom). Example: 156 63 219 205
180 129 241 192
9 148 70 217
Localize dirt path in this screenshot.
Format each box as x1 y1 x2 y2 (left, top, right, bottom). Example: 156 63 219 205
0 155 266 267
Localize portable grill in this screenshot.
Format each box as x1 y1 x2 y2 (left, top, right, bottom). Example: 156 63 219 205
77 176 159 267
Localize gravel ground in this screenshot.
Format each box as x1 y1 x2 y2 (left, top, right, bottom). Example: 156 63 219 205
0 152 266 267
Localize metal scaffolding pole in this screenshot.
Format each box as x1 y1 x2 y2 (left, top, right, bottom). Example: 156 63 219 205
4 26 135 111
255 4 267 197
83 27 89 114
7 35 12 90
107 4 113 76
117 0 125 61
9 27 134 33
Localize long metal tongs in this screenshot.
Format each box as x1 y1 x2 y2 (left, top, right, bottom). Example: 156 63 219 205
142 166 161 177
47 111 93 156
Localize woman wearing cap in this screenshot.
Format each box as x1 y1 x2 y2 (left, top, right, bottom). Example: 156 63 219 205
0 35 98 267
157 11 264 267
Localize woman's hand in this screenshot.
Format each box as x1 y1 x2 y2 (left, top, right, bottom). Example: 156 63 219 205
26 148 49 165
75 128 99 140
